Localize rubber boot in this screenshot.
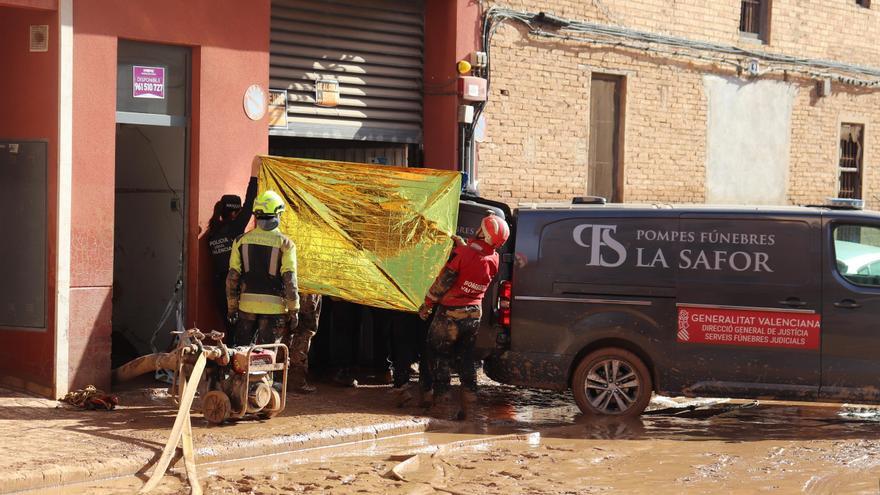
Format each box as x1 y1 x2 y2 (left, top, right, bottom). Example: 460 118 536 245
429 391 452 418
454 389 477 421
289 366 316 394
391 382 417 407
333 368 358 388
419 389 434 409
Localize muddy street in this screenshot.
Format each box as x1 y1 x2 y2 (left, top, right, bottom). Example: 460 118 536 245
39 378 880 495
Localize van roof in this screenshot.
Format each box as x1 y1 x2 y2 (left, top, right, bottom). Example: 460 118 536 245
515 202 880 218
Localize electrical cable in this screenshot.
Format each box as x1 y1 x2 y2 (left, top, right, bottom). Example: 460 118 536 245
479 6 880 88
134 127 185 221
124 127 187 355
461 5 880 192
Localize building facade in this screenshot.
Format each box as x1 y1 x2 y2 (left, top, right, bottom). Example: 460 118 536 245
0 0 479 398
475 0 880 207
0 0 273 396
10 0 873 398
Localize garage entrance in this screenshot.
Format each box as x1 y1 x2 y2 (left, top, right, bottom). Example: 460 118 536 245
111 40 190 366
267 0 426 379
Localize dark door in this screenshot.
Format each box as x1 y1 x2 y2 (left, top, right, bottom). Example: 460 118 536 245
820 219 880 402
588 75 623 202
672 214 822 399
0 141 47 329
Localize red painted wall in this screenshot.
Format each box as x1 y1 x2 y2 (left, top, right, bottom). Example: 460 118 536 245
0 0 56 10
0 6 58 396
422 0 481 171
71 0 269 391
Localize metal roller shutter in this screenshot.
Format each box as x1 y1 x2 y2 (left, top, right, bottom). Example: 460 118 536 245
269 0 424 143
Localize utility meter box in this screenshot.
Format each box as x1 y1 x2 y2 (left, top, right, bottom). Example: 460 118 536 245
468 51 488 68
458 105 475 124
458 76 488 102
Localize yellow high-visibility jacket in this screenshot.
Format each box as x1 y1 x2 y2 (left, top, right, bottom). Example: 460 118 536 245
226 227 299 315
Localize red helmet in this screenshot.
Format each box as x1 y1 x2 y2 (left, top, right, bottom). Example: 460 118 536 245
480 214 510 248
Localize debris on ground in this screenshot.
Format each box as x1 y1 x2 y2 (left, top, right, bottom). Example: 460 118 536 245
58 385 119 411
643 400 758 418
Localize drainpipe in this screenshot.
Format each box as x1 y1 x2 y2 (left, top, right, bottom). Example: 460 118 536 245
459 122 477 195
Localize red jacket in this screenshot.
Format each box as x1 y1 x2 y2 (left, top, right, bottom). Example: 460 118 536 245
436 239 499 307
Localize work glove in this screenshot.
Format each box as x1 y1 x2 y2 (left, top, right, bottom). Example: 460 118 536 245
227 310 239 326
418 302 433 321
288 311 299 331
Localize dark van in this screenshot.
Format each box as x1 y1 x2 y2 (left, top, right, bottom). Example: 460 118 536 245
479 201 880 417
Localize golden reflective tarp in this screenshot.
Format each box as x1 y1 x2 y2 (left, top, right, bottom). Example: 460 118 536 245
257 156 461 312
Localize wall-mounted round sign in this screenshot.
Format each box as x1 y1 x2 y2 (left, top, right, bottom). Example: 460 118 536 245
243 84 267 121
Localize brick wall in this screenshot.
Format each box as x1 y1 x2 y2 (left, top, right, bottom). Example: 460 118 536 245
477 0 880 206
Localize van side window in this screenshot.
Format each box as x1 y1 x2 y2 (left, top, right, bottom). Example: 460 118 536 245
833 225 880 286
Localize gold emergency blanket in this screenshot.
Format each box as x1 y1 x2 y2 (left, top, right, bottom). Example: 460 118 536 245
258 156 461 312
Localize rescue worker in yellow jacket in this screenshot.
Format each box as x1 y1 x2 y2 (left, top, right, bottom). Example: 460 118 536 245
226 190 300 347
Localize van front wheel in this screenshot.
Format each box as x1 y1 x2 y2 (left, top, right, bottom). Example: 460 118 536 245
572 347 652 417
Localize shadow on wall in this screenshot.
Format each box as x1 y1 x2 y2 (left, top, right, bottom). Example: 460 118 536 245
69 288 113 392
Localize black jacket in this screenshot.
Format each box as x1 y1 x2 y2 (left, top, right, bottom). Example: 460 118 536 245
208 177 258 283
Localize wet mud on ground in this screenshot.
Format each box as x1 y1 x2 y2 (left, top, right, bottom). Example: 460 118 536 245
34 378 880 494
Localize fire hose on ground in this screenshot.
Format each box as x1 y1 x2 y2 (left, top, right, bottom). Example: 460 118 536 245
112 328 290 494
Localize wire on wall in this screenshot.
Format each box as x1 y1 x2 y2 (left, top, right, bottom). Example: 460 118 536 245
460 5 880 194
479 7 880 88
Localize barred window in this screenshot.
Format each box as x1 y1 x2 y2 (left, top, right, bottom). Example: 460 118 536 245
740 0 769 41
839 123 865 200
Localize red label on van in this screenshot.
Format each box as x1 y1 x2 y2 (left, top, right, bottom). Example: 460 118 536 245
677 306 820 350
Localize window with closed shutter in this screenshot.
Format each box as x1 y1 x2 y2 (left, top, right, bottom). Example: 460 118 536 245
269 0 424 143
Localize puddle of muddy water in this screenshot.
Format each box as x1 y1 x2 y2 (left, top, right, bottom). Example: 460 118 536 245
45 421 880 495
25 380 880 495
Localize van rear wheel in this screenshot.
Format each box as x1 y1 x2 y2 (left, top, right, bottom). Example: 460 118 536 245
572 347 652 417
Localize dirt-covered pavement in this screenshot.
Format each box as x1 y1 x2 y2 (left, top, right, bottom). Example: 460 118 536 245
0 375 430 494
41 375 880 495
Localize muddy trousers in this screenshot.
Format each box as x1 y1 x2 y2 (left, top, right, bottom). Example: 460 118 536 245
233 313 288 347
425 304 481 397
288 293 322 372
390 312 427 388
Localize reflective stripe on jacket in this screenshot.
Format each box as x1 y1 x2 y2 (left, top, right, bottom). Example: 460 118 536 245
229 228 297 314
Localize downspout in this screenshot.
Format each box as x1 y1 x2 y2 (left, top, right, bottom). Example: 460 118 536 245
462 125 477 195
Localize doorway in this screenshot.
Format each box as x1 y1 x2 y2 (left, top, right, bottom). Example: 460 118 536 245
112 125 186 362
112 40 189 366
0 141 47 330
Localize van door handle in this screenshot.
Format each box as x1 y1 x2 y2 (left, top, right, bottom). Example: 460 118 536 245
834 299 862 309
778 298 807 307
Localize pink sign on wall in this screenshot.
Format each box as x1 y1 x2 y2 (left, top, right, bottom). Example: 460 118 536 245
132 66 166 99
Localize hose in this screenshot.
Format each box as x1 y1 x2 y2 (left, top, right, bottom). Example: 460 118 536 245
111 352 179 384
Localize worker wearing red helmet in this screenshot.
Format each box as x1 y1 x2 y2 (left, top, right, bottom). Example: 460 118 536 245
417 212 510 420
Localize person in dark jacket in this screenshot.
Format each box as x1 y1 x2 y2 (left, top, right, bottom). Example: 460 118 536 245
207 157 260 333
418 213 510 420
